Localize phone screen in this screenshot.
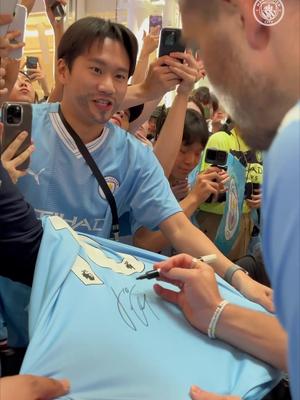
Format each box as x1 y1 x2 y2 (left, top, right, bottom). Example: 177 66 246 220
26 56 38 69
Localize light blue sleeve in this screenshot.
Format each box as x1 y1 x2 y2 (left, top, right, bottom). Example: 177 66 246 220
263 112 300 400
128 145 182 233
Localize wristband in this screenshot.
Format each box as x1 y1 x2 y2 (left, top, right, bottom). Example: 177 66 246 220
224 264 248 285
208 300 229 339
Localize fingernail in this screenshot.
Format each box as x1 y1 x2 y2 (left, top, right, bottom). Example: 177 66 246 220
190 385 201 394
20 131 28 138
60 379 70 392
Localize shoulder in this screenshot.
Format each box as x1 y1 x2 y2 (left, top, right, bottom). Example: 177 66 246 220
265 102 300 178
32 102 59 115
108 122 154 156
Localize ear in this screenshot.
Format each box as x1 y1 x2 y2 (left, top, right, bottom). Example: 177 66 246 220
57 58 70 85
236 0 270 50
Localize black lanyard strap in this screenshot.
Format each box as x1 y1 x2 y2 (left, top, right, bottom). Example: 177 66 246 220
58 106 119 240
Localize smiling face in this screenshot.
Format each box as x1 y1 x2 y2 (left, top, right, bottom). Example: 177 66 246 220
9 72 36 103
59 38 130 136
179 0 298 150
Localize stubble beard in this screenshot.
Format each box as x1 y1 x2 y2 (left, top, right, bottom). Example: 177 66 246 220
206 37 288 151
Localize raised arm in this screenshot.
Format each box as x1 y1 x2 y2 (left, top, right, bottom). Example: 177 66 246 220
131 26 160 85
122 55 182 109
153 52 199 177
0 125 42 286
46 0 66 103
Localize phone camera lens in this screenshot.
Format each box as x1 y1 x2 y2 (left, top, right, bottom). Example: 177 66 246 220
6 105 22 125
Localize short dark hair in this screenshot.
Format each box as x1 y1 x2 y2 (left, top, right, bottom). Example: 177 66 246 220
210 93 219 114
57 17 138 77
192 86 211 105
183 109 209 147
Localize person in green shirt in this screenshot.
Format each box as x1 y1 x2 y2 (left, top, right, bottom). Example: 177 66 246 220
195 123 262 261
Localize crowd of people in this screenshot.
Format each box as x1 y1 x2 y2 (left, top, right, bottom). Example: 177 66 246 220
0 0 299 399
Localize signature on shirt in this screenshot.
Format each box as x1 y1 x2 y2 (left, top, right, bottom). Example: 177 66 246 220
110 284 159 331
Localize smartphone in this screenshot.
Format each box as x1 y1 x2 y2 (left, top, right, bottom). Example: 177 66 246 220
158 28 185 58
149 15 162 33
0 102 32 170
49 0 66 22
205 148 228 203
205 148 228 168
6 4 27 60
0 0 19 36
244 182 261 200
26 56 38 76
26 56 38 70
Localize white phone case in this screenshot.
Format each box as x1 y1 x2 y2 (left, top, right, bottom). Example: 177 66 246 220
6 4 27 60
0 0 19 36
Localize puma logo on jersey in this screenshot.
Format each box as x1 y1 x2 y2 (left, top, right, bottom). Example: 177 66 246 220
28 168 46 185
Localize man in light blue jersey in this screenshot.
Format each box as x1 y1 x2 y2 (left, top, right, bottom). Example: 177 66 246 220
3 16 272 310
152 1 299 399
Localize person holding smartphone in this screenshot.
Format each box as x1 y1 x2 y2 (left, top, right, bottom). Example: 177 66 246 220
0 11 70 399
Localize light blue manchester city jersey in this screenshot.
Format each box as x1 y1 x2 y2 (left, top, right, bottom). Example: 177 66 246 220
17 102 181 238
20 217 281 400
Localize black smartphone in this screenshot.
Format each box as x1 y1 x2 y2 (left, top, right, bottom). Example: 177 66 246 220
0 102 32 170
26 56 38 70
158 28 185 58
204 148 228 203
244 182 261 200
50 1 66 22
205 148 228 168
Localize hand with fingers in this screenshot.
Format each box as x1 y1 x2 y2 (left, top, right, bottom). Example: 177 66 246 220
192 167 229 204
141 55 182 99
194 50 206 81
153 253 222 333
141 26 160 57
246 188 262 209
0 374 69 400
44 0 67 27
171 178 190 201
26 60 45 83
167 50 199 96
0 30 25 59
0 127 34 184
0 65 7 96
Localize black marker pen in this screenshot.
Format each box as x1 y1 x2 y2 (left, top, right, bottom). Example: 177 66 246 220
136 269 160 280
136 254 217 281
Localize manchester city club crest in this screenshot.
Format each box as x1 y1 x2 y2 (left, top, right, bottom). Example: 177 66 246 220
98 176 120 199
253 0 285 26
